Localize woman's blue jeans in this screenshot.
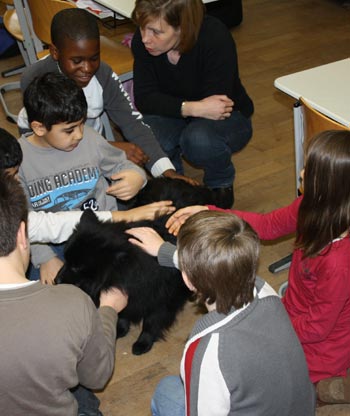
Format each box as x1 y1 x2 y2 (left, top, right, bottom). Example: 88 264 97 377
143 112 252 188
151 376 185 416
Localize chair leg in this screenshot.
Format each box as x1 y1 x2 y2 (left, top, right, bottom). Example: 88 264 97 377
1 40 30 77
0 81 20 123
268 253 293 273
278 281 288 298
1 64 26 78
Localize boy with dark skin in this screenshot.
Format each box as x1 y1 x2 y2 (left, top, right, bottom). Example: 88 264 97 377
18 8 196 185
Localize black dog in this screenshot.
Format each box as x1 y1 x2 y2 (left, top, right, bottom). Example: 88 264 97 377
55 178 215 355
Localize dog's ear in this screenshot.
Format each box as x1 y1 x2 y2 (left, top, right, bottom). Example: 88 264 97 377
65 209 101 251
79 210 99 226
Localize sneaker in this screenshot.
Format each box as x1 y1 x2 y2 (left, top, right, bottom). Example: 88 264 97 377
211 186 234 209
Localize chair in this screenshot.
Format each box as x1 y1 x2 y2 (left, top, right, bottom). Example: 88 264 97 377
0 0 46 122
2 4 25 76
300 96 349 141
0 4 26 122
26 0 75 47
272 97 350 280
2 0 43 72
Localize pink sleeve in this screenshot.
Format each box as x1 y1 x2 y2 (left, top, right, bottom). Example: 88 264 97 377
207 197 302 240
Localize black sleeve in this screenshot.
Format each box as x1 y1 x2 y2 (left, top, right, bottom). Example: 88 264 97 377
131 19 252 118
132 29 182 117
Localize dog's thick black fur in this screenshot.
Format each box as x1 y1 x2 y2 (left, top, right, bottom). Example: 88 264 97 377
55 178 215 355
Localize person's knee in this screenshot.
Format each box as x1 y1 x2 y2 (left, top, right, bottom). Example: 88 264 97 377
181 130 232 169
142 115 185 153
151 376 185 416
182 122 213 148
180 123 218 164
154 375 184 400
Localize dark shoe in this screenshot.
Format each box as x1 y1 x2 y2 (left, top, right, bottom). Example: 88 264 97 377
211 186 234 209
72 385 102 416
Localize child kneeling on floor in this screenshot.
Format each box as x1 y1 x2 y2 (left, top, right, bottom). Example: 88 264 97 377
127 211 316 415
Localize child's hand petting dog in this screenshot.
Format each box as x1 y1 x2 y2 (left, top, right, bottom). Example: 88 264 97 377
166 205 209 236
127 227 165 257
107 169 145 200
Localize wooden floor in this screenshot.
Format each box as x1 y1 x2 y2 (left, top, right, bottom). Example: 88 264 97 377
1 0 350 414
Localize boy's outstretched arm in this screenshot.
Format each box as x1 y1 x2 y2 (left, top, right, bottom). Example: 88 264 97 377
28 203 175 244
28 211 113 243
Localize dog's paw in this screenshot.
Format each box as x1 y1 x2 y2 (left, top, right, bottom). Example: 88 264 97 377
116 318 130 338
132 332 154 355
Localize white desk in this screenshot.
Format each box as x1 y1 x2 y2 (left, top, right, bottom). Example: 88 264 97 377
274 58 350 194
275 58 350 127
90 0 134 18
93 0 218 19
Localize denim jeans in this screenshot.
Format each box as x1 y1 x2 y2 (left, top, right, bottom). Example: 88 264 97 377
143 112 252 188
151 376 185 416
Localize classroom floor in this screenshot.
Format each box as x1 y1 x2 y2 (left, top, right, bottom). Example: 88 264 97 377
1 0 350 414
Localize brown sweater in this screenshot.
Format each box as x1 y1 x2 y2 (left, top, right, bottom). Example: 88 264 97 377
0 282 118 415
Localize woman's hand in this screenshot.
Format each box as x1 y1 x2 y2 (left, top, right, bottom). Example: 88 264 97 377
126 227 164 257
166 205 209 236
184 95 233 120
